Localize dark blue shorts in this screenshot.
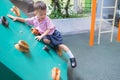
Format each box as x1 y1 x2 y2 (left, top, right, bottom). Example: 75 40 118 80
43 30 63 47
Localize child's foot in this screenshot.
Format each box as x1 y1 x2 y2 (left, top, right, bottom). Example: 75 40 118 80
43 45 50 52
70 58 77 68
1 16 9 27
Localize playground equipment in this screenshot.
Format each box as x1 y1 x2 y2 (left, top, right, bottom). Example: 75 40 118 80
15 40 29 53
97 0 118 44
90 0 120 46
117 20 120 42
0 1 67 80
52 67 61 80
31 28 40 35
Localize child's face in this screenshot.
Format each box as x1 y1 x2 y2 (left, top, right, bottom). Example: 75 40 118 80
35 10 46 21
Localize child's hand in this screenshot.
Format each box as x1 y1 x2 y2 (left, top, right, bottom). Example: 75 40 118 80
7 14 17 21
11 6 20 17
35 36 42 41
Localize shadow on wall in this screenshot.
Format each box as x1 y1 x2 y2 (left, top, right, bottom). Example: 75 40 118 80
0 62 22 80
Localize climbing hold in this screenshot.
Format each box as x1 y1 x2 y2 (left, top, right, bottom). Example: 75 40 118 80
15 40 29 53
52 67 60 80
31 28 40 35
20 30 23 34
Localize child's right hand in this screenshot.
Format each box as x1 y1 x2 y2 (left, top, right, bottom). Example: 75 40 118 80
7 14 17 21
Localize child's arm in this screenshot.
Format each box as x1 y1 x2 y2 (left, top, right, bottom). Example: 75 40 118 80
41 29 51 38
35 29 51 41
7 14 26 22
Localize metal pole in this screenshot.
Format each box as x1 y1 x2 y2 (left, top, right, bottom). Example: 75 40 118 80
117 20 120 42
89 0 97 46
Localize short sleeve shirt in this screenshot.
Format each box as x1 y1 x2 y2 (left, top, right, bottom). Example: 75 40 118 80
26 16 55 35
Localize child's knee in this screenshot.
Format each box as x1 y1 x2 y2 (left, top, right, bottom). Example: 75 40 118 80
43 39 50 44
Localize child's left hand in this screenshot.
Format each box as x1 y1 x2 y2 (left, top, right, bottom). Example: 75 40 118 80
35 36 42 41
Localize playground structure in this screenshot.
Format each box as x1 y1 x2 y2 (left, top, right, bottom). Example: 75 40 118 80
117 20 120 41
89 0 120 46
0 0 120 80
0 0 67 80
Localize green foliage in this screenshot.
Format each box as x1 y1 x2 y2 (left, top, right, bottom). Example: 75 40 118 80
48 0 64 18
48 0 91 19
48 0 76 19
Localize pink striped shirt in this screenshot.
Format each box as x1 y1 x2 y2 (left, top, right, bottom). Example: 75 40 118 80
26 16 55 35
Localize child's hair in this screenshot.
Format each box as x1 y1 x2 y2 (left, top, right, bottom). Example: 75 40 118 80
34 1 46 11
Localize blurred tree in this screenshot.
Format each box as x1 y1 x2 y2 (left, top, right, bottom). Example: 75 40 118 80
65 0 70 17
52 0 61 13
50 0 71 18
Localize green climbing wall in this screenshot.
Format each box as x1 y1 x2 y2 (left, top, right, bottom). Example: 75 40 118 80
0 0 68 80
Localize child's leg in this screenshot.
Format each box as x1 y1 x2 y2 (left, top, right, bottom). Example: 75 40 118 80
43 38 51 44
58 44 74 58
56 46 63 56
58 44 77 68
